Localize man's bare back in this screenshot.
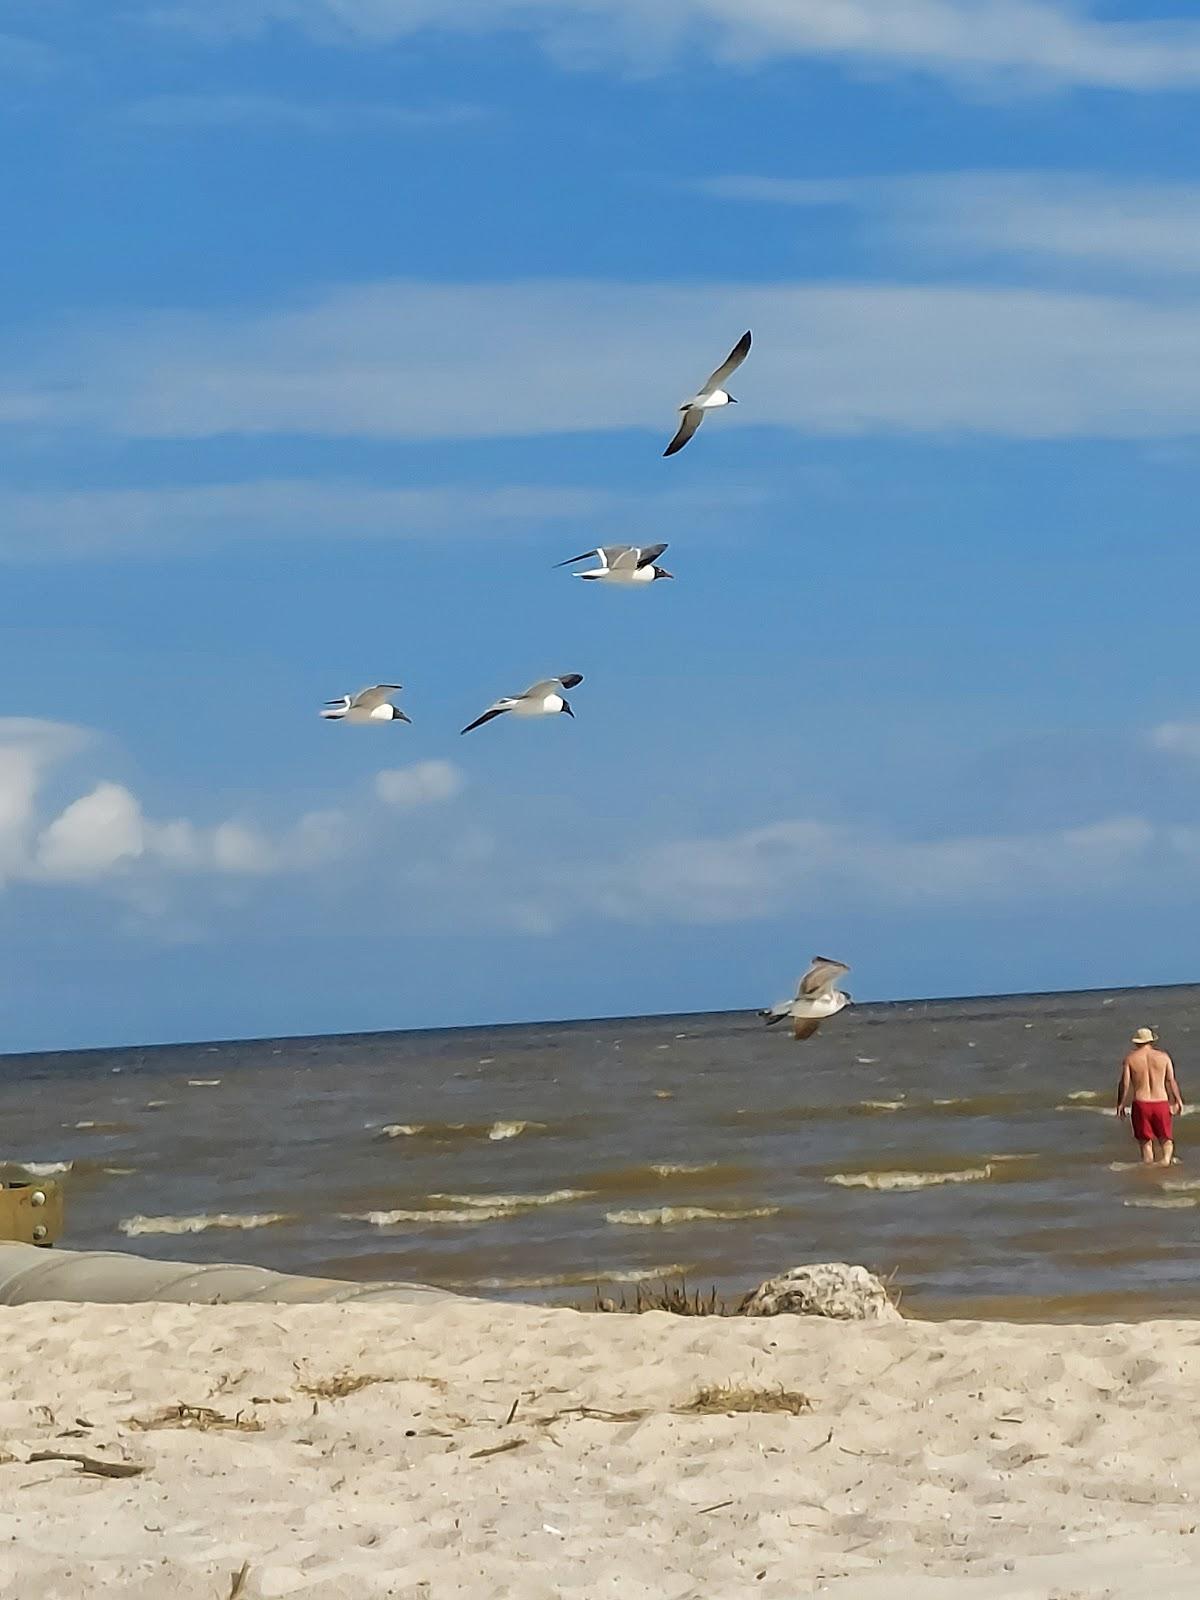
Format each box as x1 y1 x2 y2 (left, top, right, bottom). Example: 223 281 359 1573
1117 1035 1183 1165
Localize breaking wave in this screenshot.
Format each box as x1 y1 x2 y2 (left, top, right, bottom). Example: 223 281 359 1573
826 1166 993 1191
648 1162 717 1177
377 1119 546 1142
346 1190 586 1227
120 1212 293 1236
1123 1197 1198 1210
605 1205 779 1227
11 1160 72 1176
453 1264 695 1290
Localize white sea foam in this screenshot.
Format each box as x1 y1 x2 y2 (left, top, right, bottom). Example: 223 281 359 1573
1123 1197 1198 1210
13 1160 72 1176
376 1119 544 1142
605 1205 779 1227
1067 1090 1105 1102
826 1166 993 1191
648 1162 715 1177
1054 1104 1115 1115
457 1264 695 1290
429 1189 590 1210
860 1100 904 1112
347 1207 505 1226
1162 1178 1200 1193
120 1212 292 1236
187 1079 221 1087
103 1166 136 1176
488 1120 542 1140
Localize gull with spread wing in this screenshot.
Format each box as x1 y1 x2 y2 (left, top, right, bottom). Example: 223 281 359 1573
320 685 411 725
554 544 673 584
664 330 751 457
762 957 852 1041
461 674 584 735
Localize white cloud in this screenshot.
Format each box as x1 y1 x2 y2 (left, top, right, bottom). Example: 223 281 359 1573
0 478 752 562
699 171 1200 279
374 761 464 808
0 718 347 891
586 813 1160 923
121 93 483 132
37 782 146 880
1148 722 1200 759
145 0 1200 92
9 276 1200 445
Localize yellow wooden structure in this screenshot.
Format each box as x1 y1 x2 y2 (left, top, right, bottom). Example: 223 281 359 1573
0 1177 63 1247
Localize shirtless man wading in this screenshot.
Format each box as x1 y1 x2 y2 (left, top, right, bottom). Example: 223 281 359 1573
1116 1027 1183 1166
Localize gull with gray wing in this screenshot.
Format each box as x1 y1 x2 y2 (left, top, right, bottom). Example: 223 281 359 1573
461 674 584 735
664 330 751 457
320 685 411 725
555 544 673 584
762 957 852 1041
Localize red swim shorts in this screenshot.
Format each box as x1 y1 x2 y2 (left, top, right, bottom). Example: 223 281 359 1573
1131 1101 1173 1144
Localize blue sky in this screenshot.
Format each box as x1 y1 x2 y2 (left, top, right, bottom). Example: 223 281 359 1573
3 0 1200 1051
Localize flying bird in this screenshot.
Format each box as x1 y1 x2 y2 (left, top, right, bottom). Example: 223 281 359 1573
761 957 852 1041
555 544 673 584
320 685 411 725
664 330 751 457
461 674 584 735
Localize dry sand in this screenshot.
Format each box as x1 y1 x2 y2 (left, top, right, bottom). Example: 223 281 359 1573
2 1296 1199 1598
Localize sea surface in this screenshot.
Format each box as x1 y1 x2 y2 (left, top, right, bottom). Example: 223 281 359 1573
3 984 1200 1320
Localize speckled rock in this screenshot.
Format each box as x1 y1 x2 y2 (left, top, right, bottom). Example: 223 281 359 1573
740 1262 901 1321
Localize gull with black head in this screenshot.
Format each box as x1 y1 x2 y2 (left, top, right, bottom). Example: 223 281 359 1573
664 330 751 457
461 674 584 735
555 544 673 584
320 685 411 725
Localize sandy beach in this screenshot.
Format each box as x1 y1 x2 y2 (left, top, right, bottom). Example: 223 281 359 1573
4 1295 1200 1598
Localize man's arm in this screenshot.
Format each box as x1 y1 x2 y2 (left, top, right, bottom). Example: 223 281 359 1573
1166 1055 1184 1113
1116 1058 1132 1117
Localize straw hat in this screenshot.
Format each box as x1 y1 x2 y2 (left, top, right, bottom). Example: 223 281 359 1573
1131 1027 1159 1045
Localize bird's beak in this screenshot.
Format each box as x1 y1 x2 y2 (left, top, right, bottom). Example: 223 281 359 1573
728 395 738 404
395 710 412 724
657 568 674 580
562 702 575 718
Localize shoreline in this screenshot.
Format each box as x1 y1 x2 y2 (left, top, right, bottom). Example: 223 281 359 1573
3 1293 1199 1597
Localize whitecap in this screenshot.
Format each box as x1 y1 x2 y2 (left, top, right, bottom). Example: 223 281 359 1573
187 1079 221 1088
120 1212 292 1236
605 1205 779 1227
12 1160 72 1176
488 1120 543 1140
346 1207 508 1226
456 1264 695 1290
826 1166 992 1192
1054 1104 1115 1115
1067 1090 1105 1102
1123 1197 1197 1210
648 1162 716 1177
378 1123 427 1138
429 1189 590 1210
860 1100 904 1112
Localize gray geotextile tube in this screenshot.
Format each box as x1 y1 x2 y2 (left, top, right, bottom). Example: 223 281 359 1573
0 1242 464 1307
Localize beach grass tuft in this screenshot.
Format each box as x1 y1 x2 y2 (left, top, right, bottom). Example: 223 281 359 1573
680 1384 812 1416
587 1277 735 1316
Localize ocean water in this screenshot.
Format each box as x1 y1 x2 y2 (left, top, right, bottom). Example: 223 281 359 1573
3 984 1199 1320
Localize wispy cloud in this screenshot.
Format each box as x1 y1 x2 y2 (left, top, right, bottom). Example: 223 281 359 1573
699 171 1200 279
121 93 483 132
145 0 1200 93
374 761 464 808
0 478 760 562
1147 722 1200 760
581 813 1161 924
8 276 1200 444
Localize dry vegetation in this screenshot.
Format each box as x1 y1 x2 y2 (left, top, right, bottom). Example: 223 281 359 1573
680 1384 812 1417
587 1278 737 1316
129 1404 264 1434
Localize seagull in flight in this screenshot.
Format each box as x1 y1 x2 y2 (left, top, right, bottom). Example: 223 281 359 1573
761 957 852 1041
554 544 673 584
461 674 584 735
664 330 751 457
320 685 411 725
